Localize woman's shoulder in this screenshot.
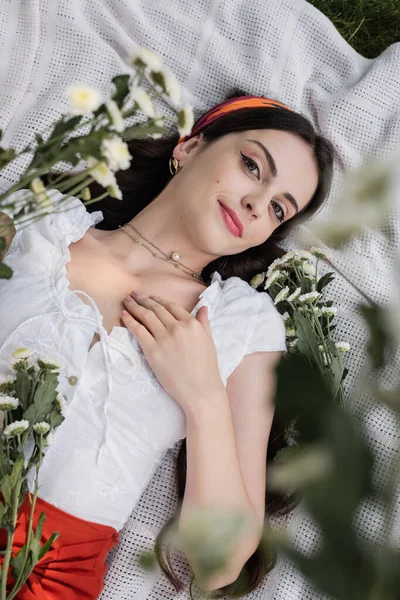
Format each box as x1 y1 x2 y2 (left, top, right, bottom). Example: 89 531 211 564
1 189 104 260
210 270 287 355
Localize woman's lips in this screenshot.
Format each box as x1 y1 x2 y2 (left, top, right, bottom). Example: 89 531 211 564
218 202 241 237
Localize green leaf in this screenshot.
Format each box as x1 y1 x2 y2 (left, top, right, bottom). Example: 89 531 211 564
49 116 82 141
0 147 17 169
293 312 322 367
111 74 131 108
359 302 392 369
50 410 65 429
0 500 5 527
14 370 32 411
122 124 165 141
23 375 59 423
9 455 25 489
316 272 335 293
10 545 27 580
0 261 13 279
1 475 12 504
34 512 46 543
29 538 41 565
300 276 313 294
38 531 59 561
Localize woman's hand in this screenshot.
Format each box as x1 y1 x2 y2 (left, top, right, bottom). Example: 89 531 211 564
120 290 224 413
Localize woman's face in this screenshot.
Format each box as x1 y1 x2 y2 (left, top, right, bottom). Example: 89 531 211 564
173 129 320 253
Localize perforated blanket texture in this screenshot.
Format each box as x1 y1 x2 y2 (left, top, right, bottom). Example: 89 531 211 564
0 1 399 599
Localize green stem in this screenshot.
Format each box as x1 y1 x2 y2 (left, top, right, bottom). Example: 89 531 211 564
7 438 43 600
0 481 22 600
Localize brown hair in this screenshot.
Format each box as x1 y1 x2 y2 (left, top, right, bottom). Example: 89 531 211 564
43 88 335 597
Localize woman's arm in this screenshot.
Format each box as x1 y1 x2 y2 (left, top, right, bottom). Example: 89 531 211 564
180 350 282 592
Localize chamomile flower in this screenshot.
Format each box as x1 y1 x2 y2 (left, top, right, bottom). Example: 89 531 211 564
310 247 327 259
298 291 321 304
127 47 164 72
105 99 124 133
65 84 103 116
0 395 19 411
100 136 132 172
287 288 301 302
274 286 290 305
129 87 155 118
177 105 194 138
336 342 351 353
33 422 50 435
3 420 29 437
320 306 338 317
86 157 117 188
264 270 282 290
36 357 62 372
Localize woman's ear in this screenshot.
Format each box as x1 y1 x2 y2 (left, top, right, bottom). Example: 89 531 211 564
173 134 203 164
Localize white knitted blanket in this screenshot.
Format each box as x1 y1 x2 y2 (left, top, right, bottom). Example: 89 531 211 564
0 1 399 599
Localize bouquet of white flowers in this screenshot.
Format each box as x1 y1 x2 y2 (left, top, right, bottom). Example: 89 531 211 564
0 348 65 599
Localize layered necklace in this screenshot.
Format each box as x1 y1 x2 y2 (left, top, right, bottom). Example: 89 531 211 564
117 222 204 281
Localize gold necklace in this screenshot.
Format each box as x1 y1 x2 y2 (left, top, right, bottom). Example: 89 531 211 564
118 223 204 281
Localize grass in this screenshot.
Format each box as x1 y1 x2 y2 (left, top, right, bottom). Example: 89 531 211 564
306 0 400 58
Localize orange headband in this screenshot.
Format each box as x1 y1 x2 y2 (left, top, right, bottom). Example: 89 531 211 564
178 95 293 143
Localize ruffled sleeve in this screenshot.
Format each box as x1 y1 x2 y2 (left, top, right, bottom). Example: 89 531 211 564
1 189 104 263
244 290 287 355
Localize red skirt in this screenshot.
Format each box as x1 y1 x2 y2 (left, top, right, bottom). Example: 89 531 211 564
0 494 119 599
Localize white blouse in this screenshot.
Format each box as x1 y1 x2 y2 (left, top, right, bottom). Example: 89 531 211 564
0 190 287 531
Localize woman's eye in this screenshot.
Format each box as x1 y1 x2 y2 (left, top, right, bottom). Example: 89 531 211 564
271 200 285 224
241 153 260 180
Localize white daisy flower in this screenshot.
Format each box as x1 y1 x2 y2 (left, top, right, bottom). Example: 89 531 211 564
321 306 338 317
277 269 290 279
106 99 124 133
65 84 103 116
30 178 53 213
54 394 67 415
285 327 296 338
33 422 50 435
11 348 34 360
266 257 285 278
44 431 55 447
0 395 19 411
298 291 321 303
0 375 16 395
302 262 315 276
86 157 117 188
3 420 29 437
149 112 164 139
274 286 290 305
177 105 195 138
129 87 155 118
297 250 315 261
36 356 62 372
127 47 164 72
282 312 291 323
250 272 266 289
108 183 123 200
264 270 281 290
100 136 132 172
160 67 181 106
336 342 351 353
288 339 299 348
287 288 301 302
310 247 327 259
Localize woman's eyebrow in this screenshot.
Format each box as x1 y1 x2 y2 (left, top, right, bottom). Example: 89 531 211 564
246 138 299 214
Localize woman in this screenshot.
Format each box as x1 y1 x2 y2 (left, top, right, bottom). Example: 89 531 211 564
0 91 335 598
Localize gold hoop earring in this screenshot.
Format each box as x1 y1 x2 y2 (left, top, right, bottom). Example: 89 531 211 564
169 156 179 175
